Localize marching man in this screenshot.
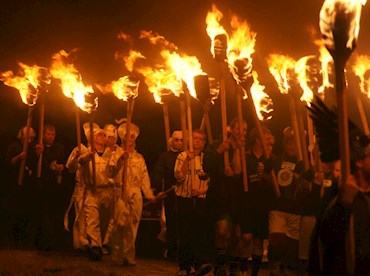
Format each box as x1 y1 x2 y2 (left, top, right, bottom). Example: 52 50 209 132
107 120 155 266
77 124 114 261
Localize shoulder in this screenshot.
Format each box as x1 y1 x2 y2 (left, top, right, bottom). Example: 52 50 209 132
176 151 187 159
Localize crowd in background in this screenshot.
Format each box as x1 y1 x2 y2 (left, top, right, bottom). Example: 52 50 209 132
0 115 369 276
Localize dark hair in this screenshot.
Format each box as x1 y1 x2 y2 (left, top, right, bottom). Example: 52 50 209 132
229 117 246 129
193 129 206 140
249 127 271 145
44 124 56 133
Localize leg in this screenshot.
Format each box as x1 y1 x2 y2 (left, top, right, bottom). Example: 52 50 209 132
84 193 103 260
230 223 241 275
215 219 229 276
251 238 264 276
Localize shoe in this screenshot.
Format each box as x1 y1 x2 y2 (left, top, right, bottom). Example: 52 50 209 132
123 259 136 266
214 266 227 276
102 244 111 255
193 263 212 276
89 246 103 261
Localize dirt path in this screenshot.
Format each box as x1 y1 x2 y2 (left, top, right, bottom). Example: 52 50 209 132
0 249 178 275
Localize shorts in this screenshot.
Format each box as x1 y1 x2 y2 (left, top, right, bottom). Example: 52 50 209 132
207 177 243 223
239 207 269 239
269 210 301 240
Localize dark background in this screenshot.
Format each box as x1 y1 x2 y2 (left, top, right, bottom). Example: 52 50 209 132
1 0 370 177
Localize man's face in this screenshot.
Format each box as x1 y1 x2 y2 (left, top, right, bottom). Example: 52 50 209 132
107 136 117 147
332 160 341 180
123 133 136 147
357 155 370 184
264 133 275 154
230 122 247 140
193 132 205 151
284 140 297 157
43 129 56 145
172 137 183 151
95 133 107 146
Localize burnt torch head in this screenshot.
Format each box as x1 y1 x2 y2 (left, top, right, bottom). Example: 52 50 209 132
194 74 210 104
214 34 228 63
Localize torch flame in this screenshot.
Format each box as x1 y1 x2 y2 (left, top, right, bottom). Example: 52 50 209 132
243 71 273 120
161 50 205 98
352 55 370 98
51 50 97 113
139 30 178 50
205 4 256 81
228 16 256 82
315 40 334 94
319 0 366 51
100 48 144 102
137 30 205 100
206 4 227 58
115 50 146 72
1 63 50 106
267 54 296 94
109 76 139 101
295 56 316 104
137 66 181 103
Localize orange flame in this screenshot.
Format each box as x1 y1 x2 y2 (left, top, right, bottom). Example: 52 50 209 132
139 30 178 50
315 40 334 94
51 50 97 113
1 63 50 106
267 54 296 94
243 71 273 120
119 31 181 102
295 56 317 104
109 76 139 101
205 4 227 58
320 0 366 51
228 16 256 83
115 50 146 72
102 49 143 101
137 66 181 103
139 30 205 99
352 55 370 98
205 4 256 82
161 50 205 98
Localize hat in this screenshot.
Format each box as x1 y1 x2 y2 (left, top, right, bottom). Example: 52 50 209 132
168 130 183 145
83 122 104 141
103 124 118 139
117 119 139 140
17 126 36 142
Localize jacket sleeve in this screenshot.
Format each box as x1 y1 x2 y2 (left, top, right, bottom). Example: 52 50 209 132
140 156 154 199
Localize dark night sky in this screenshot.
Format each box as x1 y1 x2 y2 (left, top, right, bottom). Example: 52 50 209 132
1 0 370 168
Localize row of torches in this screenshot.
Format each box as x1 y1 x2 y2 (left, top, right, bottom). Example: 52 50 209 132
0 1 369 201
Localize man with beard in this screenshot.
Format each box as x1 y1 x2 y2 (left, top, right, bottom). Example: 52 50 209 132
33 124 66 250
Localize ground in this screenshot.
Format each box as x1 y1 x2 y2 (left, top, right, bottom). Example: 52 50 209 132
0 249 178 276
0 248 272 275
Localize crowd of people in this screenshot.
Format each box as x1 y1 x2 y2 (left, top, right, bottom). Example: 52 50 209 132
2 109 370 276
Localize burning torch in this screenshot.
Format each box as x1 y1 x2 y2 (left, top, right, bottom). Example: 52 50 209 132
51 49 98 191
109 75 139 196
319 0 366 181
320 0 366 273
1 63 50 185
